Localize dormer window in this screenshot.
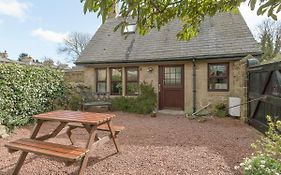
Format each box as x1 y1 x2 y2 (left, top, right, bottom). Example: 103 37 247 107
123 24 136 34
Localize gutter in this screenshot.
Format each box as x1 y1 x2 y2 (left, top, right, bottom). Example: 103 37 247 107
75 52 262 65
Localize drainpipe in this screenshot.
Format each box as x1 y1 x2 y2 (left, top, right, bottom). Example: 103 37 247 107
192 58 196 113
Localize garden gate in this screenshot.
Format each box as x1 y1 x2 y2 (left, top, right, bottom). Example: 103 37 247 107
248 61 281 132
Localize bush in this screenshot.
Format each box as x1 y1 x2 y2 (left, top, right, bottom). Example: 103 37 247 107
252 116 281 159
53 83 93 111
237 116 281 174
111 82 157 114
241 154 281 175
0 64 68 130
214 103 227 117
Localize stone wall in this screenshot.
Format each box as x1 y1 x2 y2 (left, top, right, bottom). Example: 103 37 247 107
184 59 247 118
185 61 233 114
64 70 85 84
231 58 248 121
79 58 248 119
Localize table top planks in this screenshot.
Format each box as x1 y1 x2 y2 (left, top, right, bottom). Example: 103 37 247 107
33 110 115 125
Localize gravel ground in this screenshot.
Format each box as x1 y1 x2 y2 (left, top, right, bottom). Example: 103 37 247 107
0 112 261 175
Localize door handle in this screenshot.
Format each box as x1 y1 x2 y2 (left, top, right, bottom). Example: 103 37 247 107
158 84 161 92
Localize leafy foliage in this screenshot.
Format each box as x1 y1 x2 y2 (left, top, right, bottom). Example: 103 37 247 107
237 116 281 174
241 154 281 175
257 19 281 63
81 0 280 40
18 53 29 61
111 82 157 114
214 103 227 117
252 116 281 160
0 64 68 130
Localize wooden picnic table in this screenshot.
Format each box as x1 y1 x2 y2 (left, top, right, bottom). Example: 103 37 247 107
5 110 124 175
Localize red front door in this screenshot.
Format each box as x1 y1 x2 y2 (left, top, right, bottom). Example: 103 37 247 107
159 65 184 110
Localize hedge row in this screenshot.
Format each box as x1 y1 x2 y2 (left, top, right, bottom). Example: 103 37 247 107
0 64 68 130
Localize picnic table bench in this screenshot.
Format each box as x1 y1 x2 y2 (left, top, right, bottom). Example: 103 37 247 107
5 110 124 175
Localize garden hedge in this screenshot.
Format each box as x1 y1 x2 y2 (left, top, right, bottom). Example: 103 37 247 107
0 64 68 130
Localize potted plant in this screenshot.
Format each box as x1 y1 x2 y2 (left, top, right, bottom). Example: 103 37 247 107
214 103 227 117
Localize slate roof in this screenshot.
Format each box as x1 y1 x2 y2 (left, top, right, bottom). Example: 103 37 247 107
76 12 261 65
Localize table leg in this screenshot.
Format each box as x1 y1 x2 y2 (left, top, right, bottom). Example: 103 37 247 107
107 120 120 153
11 120 43 175
78 125 97 175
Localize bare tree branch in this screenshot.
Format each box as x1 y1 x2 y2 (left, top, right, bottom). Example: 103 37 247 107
58 32 91 62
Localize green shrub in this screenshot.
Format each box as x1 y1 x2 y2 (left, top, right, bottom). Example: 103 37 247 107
53 85 83 111
241 154 281 175
111 82 157 114
214 103 227 117
237 116 281 174
252 116 281 159
0 64 68 130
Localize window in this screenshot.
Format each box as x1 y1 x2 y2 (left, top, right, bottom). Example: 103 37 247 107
164 67 182 86
208 63 229 91
110 68 122 95
96 68 107 93
123 24 136 33
126 67 139 95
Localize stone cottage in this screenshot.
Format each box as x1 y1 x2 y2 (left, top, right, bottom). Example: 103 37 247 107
75 12 261 116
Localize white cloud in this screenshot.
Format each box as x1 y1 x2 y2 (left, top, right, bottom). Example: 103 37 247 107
0 0 31 20
31 28 68 43
239 1 281 37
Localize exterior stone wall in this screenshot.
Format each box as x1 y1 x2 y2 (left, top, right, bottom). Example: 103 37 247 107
79 58 248 119
231 58 248 120
139 65 159 92
64 70 85 84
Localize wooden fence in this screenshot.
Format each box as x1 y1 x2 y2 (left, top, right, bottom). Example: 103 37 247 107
248 61 281 132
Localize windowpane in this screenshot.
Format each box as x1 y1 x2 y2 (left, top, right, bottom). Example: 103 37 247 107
209 65 227 77
164 66 182 86
97 82 106 93
127 68 138 81
208 64 229 91
124 24 136 33
97 69 106 81
111 68 122 81
111 82 122 95
110 68 122 95
127 83 139 95
209 78 228 90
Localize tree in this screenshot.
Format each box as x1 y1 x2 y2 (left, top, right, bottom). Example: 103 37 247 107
58 32 91 62
257 19 281 62
18 53 28 61
81 0 280 40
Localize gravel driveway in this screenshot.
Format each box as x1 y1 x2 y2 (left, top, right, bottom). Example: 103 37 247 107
0 112 261 175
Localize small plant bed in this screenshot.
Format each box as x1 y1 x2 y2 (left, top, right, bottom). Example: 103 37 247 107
214 103 228 118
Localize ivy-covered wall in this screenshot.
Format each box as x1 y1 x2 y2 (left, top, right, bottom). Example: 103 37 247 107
0 64 67 130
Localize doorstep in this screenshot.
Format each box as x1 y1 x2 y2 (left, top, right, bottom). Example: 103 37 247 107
157 109 185 116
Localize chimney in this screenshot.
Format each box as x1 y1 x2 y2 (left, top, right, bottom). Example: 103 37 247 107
3 50 8 58
0 50 8 59
108 1 119 18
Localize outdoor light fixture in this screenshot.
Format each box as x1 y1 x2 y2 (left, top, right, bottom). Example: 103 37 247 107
147 67 153 72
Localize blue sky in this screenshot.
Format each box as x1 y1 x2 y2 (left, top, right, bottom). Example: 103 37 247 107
0 0 280 64
0 0 101 64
